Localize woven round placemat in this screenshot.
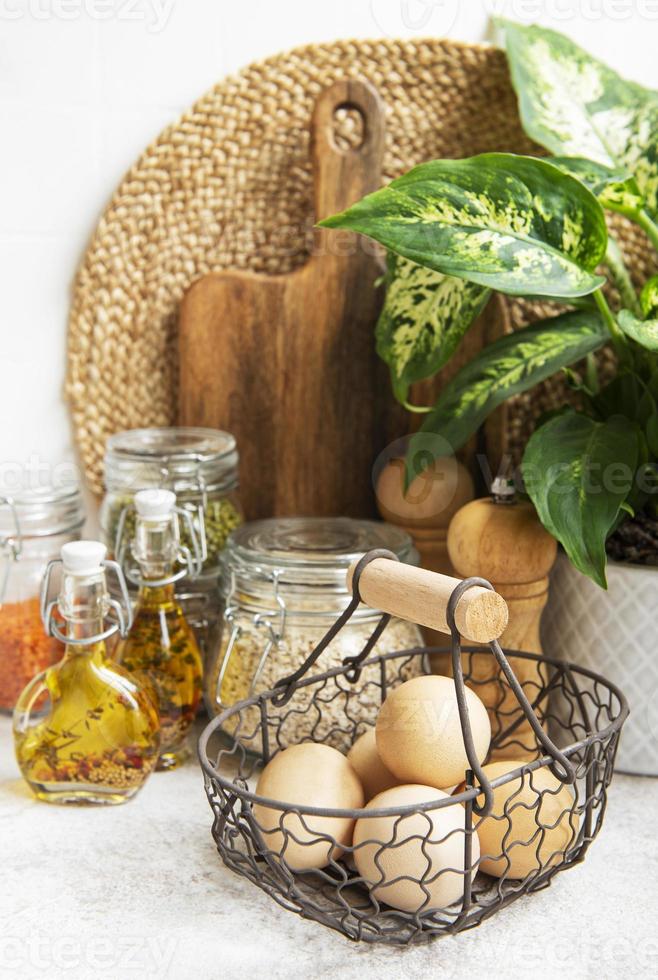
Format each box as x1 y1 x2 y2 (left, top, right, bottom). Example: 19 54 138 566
67 37 656 494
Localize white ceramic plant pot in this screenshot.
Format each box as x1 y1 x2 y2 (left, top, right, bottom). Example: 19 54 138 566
542 553 658 776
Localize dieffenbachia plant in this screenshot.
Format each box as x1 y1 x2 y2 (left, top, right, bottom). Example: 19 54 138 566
320 20 658 589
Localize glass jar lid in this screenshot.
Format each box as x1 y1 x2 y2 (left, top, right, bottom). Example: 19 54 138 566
221 517 418 612
0 485 85 542
104 427 238 495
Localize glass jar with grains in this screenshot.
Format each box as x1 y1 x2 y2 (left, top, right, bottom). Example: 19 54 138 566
205 517 424 752
100 427 243 661
0 485 85 712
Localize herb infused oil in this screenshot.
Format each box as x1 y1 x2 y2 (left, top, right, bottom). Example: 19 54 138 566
13 541 160 805
114 490 203 770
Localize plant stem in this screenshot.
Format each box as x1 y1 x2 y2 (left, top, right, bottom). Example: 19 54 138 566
637 210 658 253
401 399 432 414
605 238 641 316
593 289 630 363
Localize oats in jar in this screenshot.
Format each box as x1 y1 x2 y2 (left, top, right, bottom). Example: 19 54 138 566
205 517 425 753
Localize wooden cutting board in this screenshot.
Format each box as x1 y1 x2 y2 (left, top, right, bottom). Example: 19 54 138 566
178 80 406 520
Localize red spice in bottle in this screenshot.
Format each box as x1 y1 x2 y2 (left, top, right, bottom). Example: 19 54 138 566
0 597 63 711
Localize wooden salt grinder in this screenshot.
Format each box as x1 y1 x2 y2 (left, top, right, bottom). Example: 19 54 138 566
447 480 558 760
375 456 475 674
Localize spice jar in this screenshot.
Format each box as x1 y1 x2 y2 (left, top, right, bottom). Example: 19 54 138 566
0 485 85 712
100 427 243 659
205 517 424 751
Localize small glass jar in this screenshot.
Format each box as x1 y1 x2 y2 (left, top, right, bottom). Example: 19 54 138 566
99 427 243 660
0 485 85 712
205 517 424 751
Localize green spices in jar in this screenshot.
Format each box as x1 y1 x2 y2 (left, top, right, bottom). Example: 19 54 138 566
100 427 243 572
100 428 243 658
198 497 243 566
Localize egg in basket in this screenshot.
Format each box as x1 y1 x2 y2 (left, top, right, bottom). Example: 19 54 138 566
198 551 628 945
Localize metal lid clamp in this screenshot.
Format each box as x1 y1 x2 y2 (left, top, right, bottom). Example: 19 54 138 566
213 568 288 710
0 496 22 606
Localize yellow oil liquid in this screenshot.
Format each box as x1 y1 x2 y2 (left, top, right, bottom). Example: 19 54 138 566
14 642 161 805
114 584 203 770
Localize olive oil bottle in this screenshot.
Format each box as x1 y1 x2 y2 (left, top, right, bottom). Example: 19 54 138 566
13 541 161 805
114 489 203 770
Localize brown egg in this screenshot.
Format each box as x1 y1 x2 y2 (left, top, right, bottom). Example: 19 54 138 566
475 761 579 879
253 743 364 871
353 784 480 913
347 729 400 802
376 675 491 789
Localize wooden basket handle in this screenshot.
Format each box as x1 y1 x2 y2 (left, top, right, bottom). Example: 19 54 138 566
347 556 508 644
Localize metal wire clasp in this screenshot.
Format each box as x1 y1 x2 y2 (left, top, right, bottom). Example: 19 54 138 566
114 502 207 588
0 496 22 607
39 558 134 646
271 548 399 707
213 569 287 709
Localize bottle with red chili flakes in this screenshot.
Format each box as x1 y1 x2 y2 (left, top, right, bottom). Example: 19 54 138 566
0 486 85 712
13 540 160 805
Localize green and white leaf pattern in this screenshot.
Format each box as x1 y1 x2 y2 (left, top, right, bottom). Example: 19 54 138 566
320 153 607 298
498 20 658 217
405 310 608 474
618 308 658 350
376 253 490 403
522 412 640 588
548 156 644 218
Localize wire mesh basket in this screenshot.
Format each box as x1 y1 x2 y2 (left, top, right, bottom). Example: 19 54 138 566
198 550 629 945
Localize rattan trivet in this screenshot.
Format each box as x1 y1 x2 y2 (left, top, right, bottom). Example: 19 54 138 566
66 38 656 493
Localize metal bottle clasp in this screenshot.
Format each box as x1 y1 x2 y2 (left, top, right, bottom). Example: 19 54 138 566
114 501 207 588
39 558 134 646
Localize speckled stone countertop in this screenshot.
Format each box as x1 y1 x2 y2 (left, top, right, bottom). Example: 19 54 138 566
1 716 657 980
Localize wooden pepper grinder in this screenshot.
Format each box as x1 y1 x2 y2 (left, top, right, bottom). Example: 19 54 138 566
375 455 475 676
447 478 557 761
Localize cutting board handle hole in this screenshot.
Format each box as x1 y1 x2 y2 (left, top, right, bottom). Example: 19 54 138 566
330 103 366 153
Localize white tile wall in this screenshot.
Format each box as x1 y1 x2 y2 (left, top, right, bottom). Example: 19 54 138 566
1 0 657 519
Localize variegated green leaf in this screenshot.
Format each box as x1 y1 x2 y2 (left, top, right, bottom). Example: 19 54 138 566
605 236 641 316
618 308 658 350
641 275 658 318
548 156 644 218
376 253 490 403
320 153 607 298
522 412 640 588
405 310 608 476
497 20 658 218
